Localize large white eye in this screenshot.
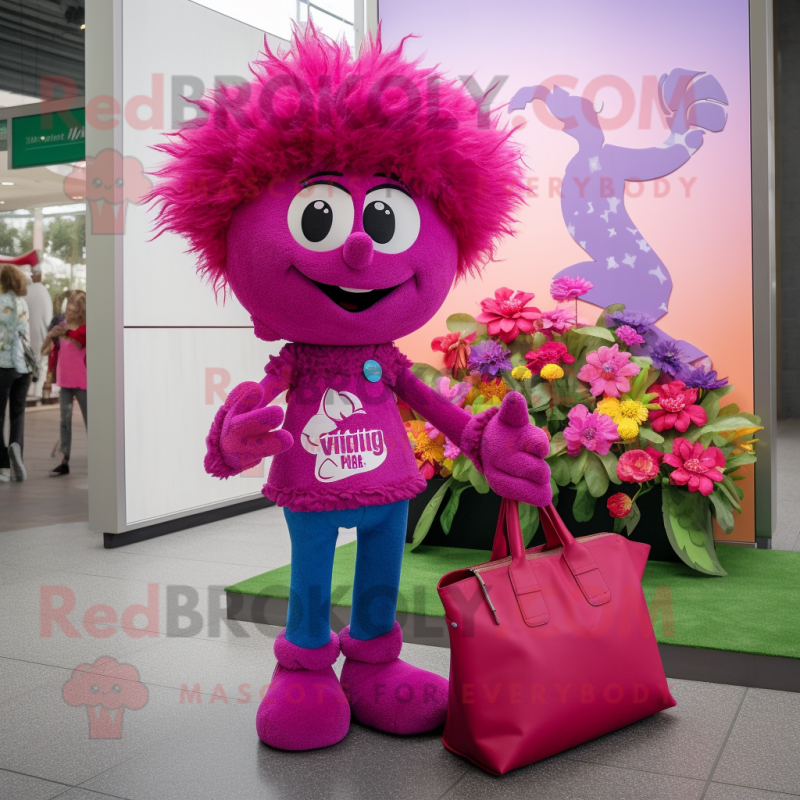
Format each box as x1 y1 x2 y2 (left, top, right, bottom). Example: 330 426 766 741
288 183 354 252
363 185 420 254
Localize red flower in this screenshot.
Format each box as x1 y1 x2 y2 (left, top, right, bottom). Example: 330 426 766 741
476 287 541 343
525 341 575 371
617 449 660 483
431 330 477 372
649 381 707 433
607 493 633 518
663 437 725 496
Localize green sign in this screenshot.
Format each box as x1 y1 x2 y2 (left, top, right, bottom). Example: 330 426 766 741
11 108 85 169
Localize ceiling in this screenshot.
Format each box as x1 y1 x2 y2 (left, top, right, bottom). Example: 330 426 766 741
0 0 85 100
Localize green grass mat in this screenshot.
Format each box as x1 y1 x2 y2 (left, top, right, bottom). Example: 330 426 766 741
227 543 800 659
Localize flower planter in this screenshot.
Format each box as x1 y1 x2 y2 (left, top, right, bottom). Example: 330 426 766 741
406 478 681 562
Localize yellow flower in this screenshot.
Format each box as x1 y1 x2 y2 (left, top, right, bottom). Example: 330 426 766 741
404 420 445 464
477 378 509 401
616 418 640 440
511 365 532 381
442 458 454 472
618 399 649 425
540 363 564 381
597 397 621 418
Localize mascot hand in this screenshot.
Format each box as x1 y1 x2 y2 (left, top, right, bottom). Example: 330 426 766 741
477 393 552 507
205 382 293 477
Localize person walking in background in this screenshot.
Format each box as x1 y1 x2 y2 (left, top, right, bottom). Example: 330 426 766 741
24 264 52 400
0 264 32 482
42 290 86 477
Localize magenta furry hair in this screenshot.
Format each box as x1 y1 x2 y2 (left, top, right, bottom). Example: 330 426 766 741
149 25 525 290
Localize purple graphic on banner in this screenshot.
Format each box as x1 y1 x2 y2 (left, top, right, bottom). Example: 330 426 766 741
509 69 727 360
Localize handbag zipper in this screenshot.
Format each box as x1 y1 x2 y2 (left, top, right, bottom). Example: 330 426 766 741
470 568 500 625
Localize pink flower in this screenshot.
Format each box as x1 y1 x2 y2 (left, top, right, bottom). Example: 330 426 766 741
615 325 645 346
431 330 477 372
538 308 576 336
423 378 471 438
617 449 660 483
663 438 725 496
577 344 641 397
550 276 594 303
444 438 461 460
649 381 708 433
525 341 575 371
476 287 541 343
644 446 664 466
563 404 619 456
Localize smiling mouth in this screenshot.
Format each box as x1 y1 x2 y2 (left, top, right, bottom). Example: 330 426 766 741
309 279 400 312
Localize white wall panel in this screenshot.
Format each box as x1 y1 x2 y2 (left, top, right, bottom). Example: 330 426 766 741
124 327 282 524
121 0 287 327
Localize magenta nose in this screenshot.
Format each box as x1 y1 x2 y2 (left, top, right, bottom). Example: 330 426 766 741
342 232 374 271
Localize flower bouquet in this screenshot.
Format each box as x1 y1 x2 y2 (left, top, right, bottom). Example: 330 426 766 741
401 282 762 576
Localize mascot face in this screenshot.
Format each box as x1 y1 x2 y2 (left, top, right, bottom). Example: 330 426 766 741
226 170 458 345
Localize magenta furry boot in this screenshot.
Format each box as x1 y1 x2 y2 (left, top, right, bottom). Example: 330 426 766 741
256 630 350 750
339 622 448 734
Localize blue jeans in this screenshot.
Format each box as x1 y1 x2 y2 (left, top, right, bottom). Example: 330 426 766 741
284 500 408 650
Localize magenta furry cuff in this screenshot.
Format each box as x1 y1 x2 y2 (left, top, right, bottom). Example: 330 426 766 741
339 622 402 664
274 630 341 671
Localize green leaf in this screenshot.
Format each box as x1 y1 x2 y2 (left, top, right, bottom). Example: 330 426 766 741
451 454 473 483
548 431 567 457
570 449 590 485
410 362 443 387
724 453 757 472
709 489 736 534
550 477 560 507
698 415 765 436
409 478 453 550
625 501 642 536
718 475 743 509
701 391 721 426
574 325 616 342
446 313 477 335
528 380 553 411
548 455 572 486
717 402 740 419
613 516 627 533
439 482 472 534
469 468 491 494
597 451 622 484
661 484 727 575
638 427 665 444
508 332 534 359
518 502 540 546
584 452 610 498
573 479 597 522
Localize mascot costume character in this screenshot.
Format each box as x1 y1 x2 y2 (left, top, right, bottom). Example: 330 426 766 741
151 26 552 751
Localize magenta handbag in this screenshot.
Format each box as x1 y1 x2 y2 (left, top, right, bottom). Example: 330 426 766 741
437 499 676 775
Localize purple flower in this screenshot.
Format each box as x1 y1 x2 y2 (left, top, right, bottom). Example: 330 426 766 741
550 276 593 303
651 339 689 379
683 366 729 390
466 339 512 380
608 310 655 335
615 325 645 346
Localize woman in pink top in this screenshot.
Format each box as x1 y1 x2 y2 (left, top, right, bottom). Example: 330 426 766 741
42 290 86 476
151 29 551 752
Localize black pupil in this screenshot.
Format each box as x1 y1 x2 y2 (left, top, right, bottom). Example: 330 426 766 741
301 200 333 242
363 200 395 244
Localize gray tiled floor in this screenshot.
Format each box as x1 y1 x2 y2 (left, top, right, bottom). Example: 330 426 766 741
1 508 799 800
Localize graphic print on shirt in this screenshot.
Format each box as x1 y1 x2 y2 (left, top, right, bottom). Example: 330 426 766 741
300 388 387 482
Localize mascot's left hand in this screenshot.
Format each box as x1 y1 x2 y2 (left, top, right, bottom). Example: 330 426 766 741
474 392 552 507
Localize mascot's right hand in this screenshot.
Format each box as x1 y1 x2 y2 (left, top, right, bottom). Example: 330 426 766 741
205 382 293 478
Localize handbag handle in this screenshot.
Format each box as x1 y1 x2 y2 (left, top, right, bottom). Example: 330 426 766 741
491 500 612 627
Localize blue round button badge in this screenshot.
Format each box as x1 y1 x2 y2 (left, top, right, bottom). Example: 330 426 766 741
363 359 382 383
